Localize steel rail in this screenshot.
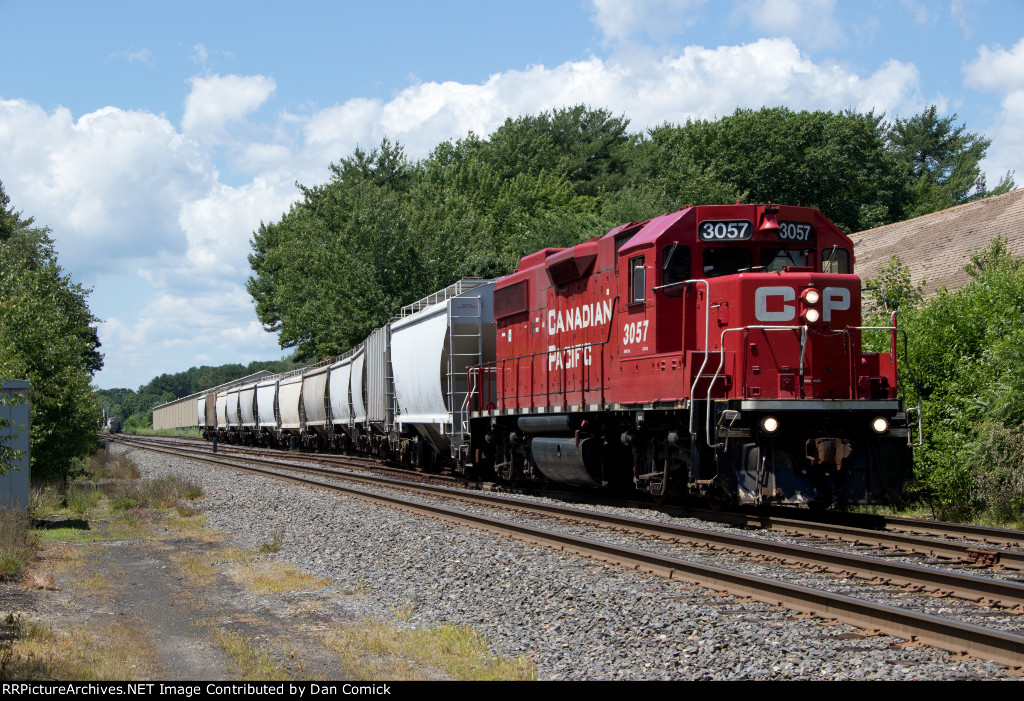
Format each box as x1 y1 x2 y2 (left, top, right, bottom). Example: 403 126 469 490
883 516 1024 549
751 515 1024 572
116 435 1024 608
118 436 1024 572
117 435 1024 668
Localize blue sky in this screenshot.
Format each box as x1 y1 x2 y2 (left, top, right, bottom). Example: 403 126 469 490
1 0 1022 390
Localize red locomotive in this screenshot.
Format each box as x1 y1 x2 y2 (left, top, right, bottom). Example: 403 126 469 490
467 203 917 507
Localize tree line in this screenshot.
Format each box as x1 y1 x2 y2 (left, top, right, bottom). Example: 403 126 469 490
248 105 1014 362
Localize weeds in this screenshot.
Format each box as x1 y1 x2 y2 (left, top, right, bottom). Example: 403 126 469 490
257 535 283 554
214 630 292 681
325 620 536 681
390 599 415 623
87 450 141 481
65 484 102 516
235 561 330 594
0 507 36 580
0 614 156 680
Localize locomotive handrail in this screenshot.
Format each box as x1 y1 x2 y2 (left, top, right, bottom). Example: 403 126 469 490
684 279 714 440
702 322 923 450
706 325 808 448
849 324 923 447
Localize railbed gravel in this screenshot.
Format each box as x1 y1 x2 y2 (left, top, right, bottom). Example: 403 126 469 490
122 445 1018 680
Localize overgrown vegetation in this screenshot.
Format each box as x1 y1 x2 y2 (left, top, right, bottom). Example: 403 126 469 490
0 612 157 680
865 238 1024 524
1 449 206 681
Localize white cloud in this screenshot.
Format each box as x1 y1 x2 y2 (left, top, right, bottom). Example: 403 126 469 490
0 99 213 277
98 288 282 386
175 175 297 277
963 37 1024 91
590 0 707 44
732 0 845 51
191 44 209 65
181 74 277 139
112 48 153 64
299 38 920 161
963 38 1024 185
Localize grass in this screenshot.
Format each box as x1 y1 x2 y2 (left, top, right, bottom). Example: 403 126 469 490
257 535 283 554
324 620 536 681
852 500 1024 530
213 630 294 681
0 507 35 580
123 427 202 438
1 613 157 681
85 450 141 481
9 446 530 683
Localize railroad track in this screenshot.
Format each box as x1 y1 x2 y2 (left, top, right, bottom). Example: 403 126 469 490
112 434 1024 669
115 435 1024 571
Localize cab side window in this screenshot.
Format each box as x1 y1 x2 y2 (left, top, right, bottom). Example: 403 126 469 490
629 256 646 304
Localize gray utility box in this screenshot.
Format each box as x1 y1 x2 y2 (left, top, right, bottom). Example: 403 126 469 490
1 380 30 512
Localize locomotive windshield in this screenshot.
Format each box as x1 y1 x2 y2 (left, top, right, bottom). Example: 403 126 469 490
760 248 811 272
702 248 752 277
821 247 851 274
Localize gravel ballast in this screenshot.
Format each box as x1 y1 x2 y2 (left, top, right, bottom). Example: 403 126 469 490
123 445 1019 681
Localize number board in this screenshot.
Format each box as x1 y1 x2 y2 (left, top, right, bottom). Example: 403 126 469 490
698 220 752 241
777 221 815 243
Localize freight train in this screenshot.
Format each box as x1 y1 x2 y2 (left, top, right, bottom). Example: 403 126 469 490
199 203 919 508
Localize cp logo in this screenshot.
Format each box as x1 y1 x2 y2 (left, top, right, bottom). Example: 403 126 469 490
754 286 850 323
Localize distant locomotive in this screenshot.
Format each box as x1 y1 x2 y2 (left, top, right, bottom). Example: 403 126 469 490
200 203 918 508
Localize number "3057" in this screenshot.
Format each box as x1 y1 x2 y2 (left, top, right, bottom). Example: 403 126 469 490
623 320 649 345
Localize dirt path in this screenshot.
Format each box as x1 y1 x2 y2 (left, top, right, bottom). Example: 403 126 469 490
1 514 358 680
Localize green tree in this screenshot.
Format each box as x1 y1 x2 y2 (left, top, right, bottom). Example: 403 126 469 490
651 107 906 232
893 238 1024 521
0 181 103 481
888 105 1016 218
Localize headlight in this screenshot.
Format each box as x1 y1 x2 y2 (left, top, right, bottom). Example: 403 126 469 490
761 416 779 434
803 308 820 323
872 417 889 434
802 289 820 304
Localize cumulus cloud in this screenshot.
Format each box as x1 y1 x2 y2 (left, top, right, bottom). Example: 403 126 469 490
99 287 282 385
590 0 707 44
181 73 277 140
963 37 1024 91
732 0 845 50
963 38 1024 183
176 175 297 277
300 38 920 161
0 99 213 278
